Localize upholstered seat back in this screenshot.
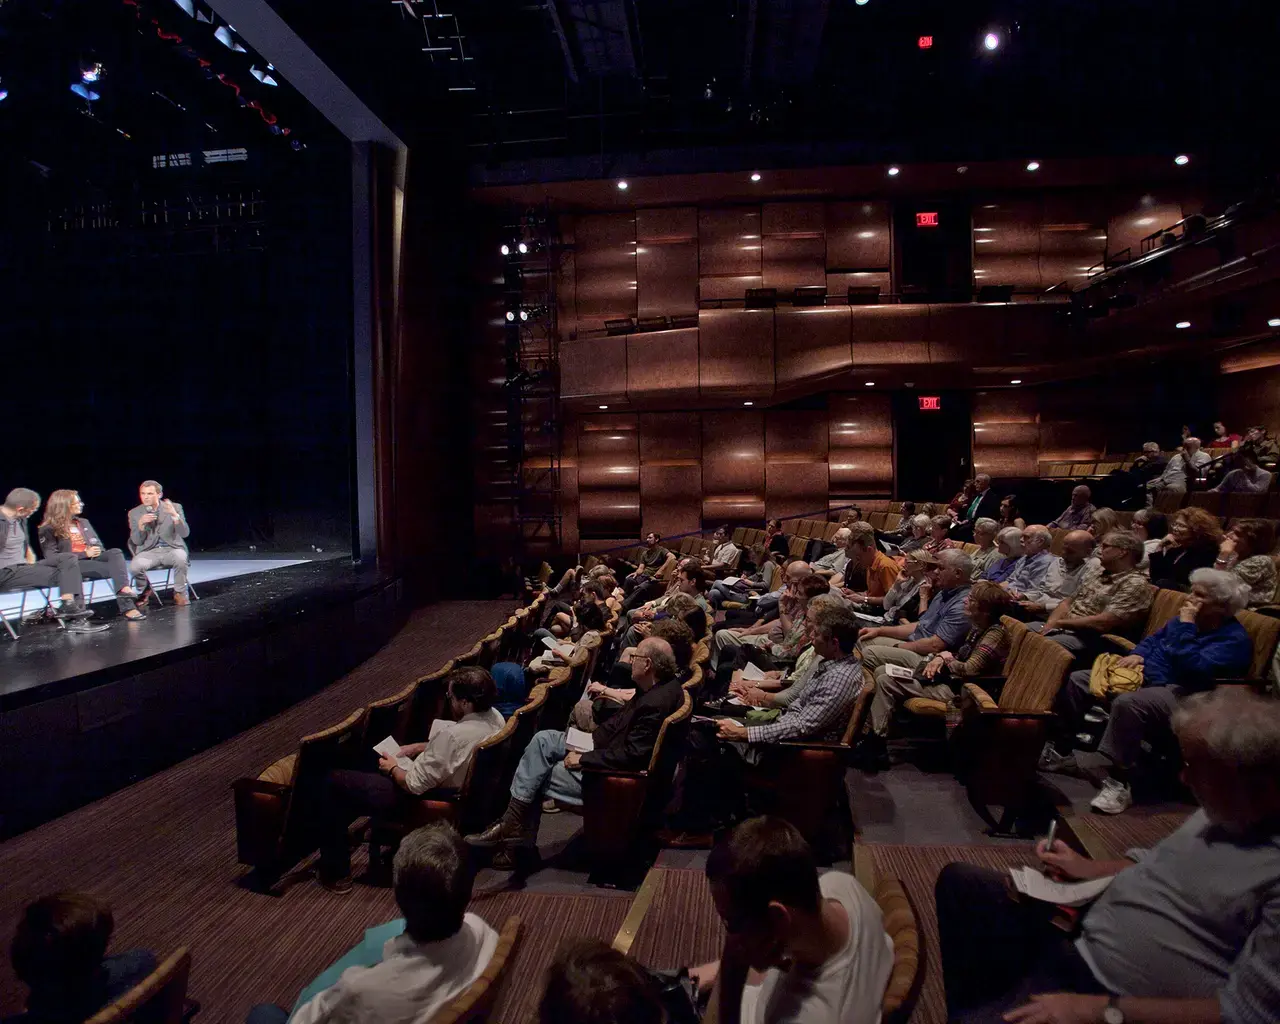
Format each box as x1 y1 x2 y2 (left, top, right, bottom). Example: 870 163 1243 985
84 948 190 1024
407 663 454 743
454 690 544 836
842 676 876 745
1145 587 1184 638
365 683 417 748
996 617 1073 711
1238 608 1280 679
875 880 920 1019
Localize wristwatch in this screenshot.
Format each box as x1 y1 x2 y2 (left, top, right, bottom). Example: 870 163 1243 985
1102 997 1124 1024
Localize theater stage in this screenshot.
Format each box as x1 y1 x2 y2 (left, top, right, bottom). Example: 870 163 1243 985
0 557 407 837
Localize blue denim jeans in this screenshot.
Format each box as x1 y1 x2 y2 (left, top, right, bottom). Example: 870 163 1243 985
510 729 584 806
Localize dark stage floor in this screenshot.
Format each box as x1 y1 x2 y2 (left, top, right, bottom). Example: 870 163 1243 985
0 558 387 710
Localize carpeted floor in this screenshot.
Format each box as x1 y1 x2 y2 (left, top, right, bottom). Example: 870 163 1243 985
0 601 516 1024
1071 808 1192 857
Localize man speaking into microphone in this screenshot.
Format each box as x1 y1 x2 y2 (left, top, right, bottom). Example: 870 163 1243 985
128 479 191 606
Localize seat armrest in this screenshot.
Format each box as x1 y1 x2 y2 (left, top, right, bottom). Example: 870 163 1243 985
232 778 291 799
960 682 998 711
580 765 650 779
774 740 848 753
1101 634 1136 651
971 708 1057 719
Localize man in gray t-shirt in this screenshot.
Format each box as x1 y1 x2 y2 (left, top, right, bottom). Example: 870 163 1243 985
1 488 103 631
935 688 1280 1024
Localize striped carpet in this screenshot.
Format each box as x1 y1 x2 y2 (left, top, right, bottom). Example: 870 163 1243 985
626 868 724 971
0 601 516 1024
867 843 1039 1024
1073 808 1192 857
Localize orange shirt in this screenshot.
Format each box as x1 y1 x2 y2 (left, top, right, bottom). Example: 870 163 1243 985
865 550 901 598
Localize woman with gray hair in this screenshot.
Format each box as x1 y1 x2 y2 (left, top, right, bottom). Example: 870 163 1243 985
899 514 932 553
979 526 1024 584
1048 566 1255 815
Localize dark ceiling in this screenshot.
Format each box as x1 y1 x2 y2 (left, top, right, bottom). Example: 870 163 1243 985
265 0 1277 181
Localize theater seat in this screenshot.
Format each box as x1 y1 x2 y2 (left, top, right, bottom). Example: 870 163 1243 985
876 878 921 1021
745 680 874 853
575 690 693 884
232 708 368 884
953 618 1074 836
84 948 191 1024
428 917 522 1024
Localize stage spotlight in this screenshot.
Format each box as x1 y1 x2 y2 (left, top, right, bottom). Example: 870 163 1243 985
81 62 104 84
70 83 101 102
0 78 7 103
250 65 279 87
1175 321 1191 329
1268 318 1280 328
887 166 900 176
855 0 869 5
517 241 529 254
505 311 516 322
983 31 1000 51
171 0 195 14
750 171 761 181
500 243 510 256
1174 154 1190 166
519 310 529 322
214 25 247 52
617 180 629 190
1026 160 1040 171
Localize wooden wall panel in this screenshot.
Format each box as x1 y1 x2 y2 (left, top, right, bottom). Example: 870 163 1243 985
699 207 763 301
561 335 628 400
637 206 697 320
638 412 704 537
765 463 830 519
776 306 852 385
828 450 894 491
761 202 825 292
698 309 775 399
972 388 1040 478
627 327 699 401
825 202 892 269
849 305 930 365
767 410 829 460
928 305 1008 365
1106 196 1184 262
577 416 640 537
636 207 697 242
828 393 893 495
827 271 891 300
639 411 702 462
766 409 829 517
574 213 637 333
701 410 764 524
1218 365 1280 437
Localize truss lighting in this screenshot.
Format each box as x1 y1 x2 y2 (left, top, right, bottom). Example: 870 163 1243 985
250 65 278 87
214 25 247 52
171 0 195 14
81 62 104 83
517 241 529 254
70 83 101 102
519 309 529 322
500 244 510 256
983 32 1000 51
505 311 516 322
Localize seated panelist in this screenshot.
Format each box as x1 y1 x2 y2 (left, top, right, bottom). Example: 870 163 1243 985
37 490 144 621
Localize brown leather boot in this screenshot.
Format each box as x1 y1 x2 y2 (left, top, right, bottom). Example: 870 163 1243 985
464 798 534 848
174 592 190 606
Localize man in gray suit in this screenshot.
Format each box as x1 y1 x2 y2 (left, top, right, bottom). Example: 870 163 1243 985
128 480 191 606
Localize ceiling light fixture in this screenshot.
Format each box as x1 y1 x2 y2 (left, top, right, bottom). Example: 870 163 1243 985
887 166 900 177
500 244 510 256
983 31 1001 51
956 165 968 174
598 405 609 410
616 180 629 190
1174 154 1190 166
519 310 529 322
505 311 515 322
750 171 762 182
517 241 528 254
1175 321 1191 329
743 401 754 406
1268 319 1280 328
1010 379 1022 384
864 381 875 387
1026 160 1040 171
855 0 869 5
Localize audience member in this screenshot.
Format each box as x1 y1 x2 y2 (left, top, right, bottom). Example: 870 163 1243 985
253 824 497 1024
1215 517 1277 606
833 522 899 604
701 525 740 574
1147 437 1209 504
740 559 811 625
1209 420 1241 447
316 668 505 892
850 550 928 625
1018 529 1095 614
1131 508 1168 556
1086 507 1120 541
924 514 957 554
36 491 145 621
618 564 709 650
938 689 1280 1023
127 480 190 607
762 518 790 559
879 501 917 545
0 488 103 633
1241 424 1279 465
949 478 977 517
729 593 843 710
967 518 1000 579
980 526 1024 583
1042 570 1252 814
465 636 683 848
5 893 155 1024
811 528 851 579
1127 441 1168 487
712 574 828 680
585 617 696 729
527 600 606 675
955 474 1000 537
899 514 930 553
1000 525 1054 600
708 552 777 610
1049 485 1096 531
621 531 669 600
1035 530 1152 664
1148 507 1223 590
866 581 1016 748
997 494 1025 531
538 940 666 1024
693 817 893 1024
1211 446 1273 493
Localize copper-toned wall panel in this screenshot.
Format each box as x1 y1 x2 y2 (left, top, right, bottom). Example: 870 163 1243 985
766 410 830 459
828 449 894 490
639 465 703 537
973 255 1041 290
762 202 825 236
1106 197 1184 262
574 213 637 331
825 202 892 269
637 240 698 319
627 327 699 400
578 490 642 535
972 390 1039 423
699 272 764 301
928 304 1009 365
698 309 775 398
826 271 891 299
829 393 894 448
639 412 702 462
766 463 831 519
1218 365 1280 436
775 306 852 385
762 235 826 291
577 416 640 537
701 411 765 494
973 421 1040 446
849 305 930 365
699 207 762 276
636 206 697 242
560 335 628 400
1039 194 1107 289
973 198 1042 289
973 447 1039 477
702 495 766 524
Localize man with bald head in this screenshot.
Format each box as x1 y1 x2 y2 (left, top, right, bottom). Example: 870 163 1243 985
1019 529 1095 615
1001 525 1055 601
731 558 811 626
1049 485 1097 531
466 635 684 849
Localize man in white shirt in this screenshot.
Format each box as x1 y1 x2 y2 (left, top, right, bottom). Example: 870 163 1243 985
1017 530 1095 615
318 668 505 892
1147 437 1210 504
690 816 893 1024
704 525 742 574
250 824 498 1024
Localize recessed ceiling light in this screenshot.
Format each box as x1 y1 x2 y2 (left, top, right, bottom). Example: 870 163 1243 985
750 171 762 182
1010 379 1022 384
598 405 609 410
1175 321 1191 329
904 382 915 388
983 31 1000 51
743 400 754 406
1174 154 1190 166
616 180 628 190
1026 160 1040 172
858 230 876 238
887 166 900 177
1268 318 1280 328
855 0 869 5
864 381 875 387
956 165 968 174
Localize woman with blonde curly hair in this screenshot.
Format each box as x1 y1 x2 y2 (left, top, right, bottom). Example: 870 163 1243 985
1149 506 1224 590
37 490 144 620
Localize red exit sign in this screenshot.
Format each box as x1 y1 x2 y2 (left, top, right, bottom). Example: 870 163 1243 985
918 35 934 49
919 396 942 411
916 211 939 227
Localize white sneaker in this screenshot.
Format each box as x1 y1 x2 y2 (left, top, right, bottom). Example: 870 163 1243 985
1090 778 1133 815
1038 744 1078 773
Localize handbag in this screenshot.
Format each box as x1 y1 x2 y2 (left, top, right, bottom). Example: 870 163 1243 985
1088 653 1144 697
